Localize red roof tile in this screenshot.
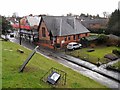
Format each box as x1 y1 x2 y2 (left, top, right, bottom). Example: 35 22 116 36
12 24 31 30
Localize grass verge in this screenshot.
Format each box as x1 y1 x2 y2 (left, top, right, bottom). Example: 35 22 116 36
2 40 110 89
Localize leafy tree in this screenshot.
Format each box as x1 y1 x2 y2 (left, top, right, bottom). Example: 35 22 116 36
0 16 2 37
107 9 120 36
2 16 12 35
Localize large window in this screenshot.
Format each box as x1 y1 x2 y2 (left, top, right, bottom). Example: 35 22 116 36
42 27 46 37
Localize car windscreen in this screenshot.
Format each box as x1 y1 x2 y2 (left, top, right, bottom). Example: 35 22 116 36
73 44 78 46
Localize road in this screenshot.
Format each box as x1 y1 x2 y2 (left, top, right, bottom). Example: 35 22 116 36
7 36 120 89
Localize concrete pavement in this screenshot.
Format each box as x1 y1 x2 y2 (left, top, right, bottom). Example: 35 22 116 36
100 59 120 68
59 54 120 82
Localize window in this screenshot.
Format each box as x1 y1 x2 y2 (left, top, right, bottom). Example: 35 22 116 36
78 35 80 39
73 35 76 40
64 36 67 41
68 36 71 40
73 44 79 46
42 27 46 37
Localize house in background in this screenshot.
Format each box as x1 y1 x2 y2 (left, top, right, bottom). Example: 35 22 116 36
81 18 108 31
37 16 90 49
18 15 41 42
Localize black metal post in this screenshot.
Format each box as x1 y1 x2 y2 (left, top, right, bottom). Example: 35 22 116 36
19 20 21 45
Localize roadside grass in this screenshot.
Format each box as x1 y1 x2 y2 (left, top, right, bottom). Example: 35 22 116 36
2 40 109 89
67 46 120 65
0 39 2 89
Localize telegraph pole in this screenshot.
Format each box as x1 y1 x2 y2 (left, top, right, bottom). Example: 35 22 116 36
19 19 21 45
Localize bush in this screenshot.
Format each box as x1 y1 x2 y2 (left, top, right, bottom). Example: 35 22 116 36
90 44 96 48
112 49 120 57
97 34 108 44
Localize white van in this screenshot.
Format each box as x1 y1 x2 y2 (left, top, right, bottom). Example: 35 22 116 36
67 42 82 50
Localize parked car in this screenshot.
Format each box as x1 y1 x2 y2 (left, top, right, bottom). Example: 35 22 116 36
67 42 82 50
10 33 14 37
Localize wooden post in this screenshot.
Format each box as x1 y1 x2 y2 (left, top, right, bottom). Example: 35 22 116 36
19 46 39 72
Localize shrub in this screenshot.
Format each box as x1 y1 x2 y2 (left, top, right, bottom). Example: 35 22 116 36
112 49 120 57
97 34 108 44
90 44 96 48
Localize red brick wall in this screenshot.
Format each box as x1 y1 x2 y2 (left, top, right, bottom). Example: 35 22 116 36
38 20 90 49
39 21 50 40
80 33 89 37
38 21 54 48
56 33 90 48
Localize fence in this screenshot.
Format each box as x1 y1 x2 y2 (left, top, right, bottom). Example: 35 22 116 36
40 67 67 87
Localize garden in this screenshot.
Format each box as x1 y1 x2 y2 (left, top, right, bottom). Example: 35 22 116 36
66 34 120 66
66 46 120 66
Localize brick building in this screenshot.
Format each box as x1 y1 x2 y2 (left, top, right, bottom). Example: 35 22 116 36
37 16 90 49
18 16 41 42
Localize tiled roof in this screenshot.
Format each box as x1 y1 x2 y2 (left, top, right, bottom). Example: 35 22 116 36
12 23 31 30
26 16 41 27
19 16 41 30
82 19 108 28
42 16 90 36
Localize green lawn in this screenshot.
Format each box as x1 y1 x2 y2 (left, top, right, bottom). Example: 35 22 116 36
67 46 120 65
2 40 109 89
0 39 2 89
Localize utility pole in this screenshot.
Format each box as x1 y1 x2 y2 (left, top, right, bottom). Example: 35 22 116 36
19 19 21 45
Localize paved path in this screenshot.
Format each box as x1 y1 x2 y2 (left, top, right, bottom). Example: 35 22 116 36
6 36 120 89
58 54 120 82
100 59 120 68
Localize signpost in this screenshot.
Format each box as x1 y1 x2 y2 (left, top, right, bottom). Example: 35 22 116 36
47 72 61 85
41 67 67 86
19 46 39 72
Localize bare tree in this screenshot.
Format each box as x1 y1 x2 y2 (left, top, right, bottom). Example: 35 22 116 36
103 12 110 18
